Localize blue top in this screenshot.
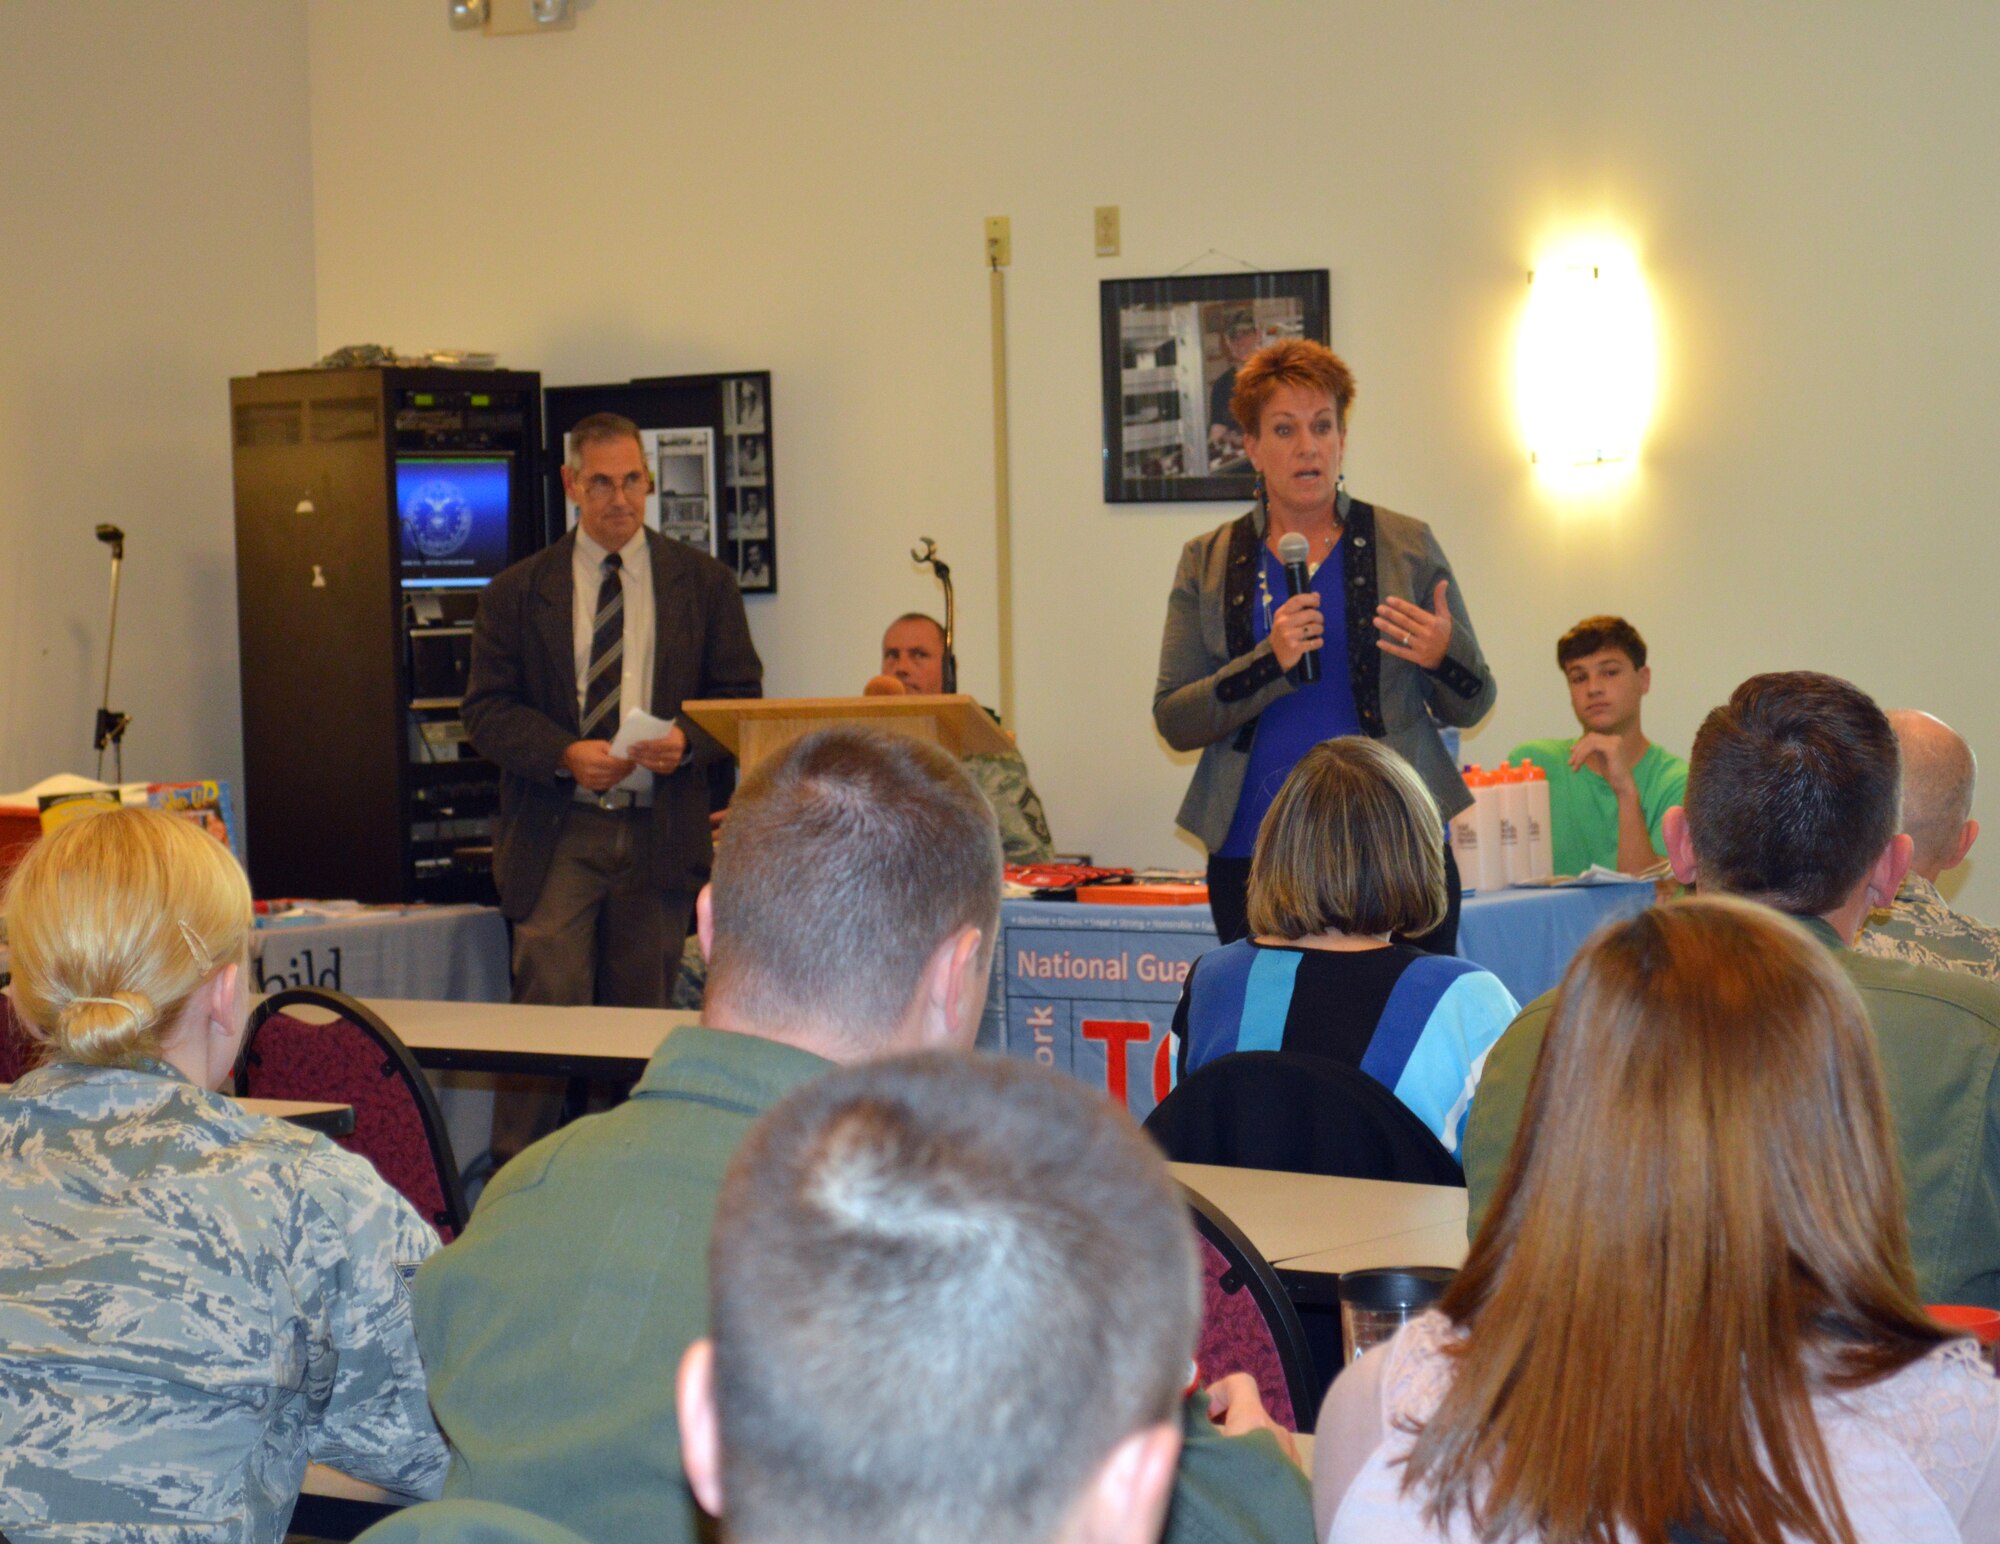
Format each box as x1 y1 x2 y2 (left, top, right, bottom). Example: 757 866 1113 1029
1171 940 1520 1153
1217 545 1362 857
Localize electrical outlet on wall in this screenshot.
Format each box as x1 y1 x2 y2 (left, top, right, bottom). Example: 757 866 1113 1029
1094 206 1120 257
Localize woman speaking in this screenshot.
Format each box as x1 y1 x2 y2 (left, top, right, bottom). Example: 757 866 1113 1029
1153 339 1496 947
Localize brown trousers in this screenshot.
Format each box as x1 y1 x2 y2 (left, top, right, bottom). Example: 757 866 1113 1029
493 804 695 1158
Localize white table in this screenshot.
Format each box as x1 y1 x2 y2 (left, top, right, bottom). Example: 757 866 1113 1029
360 997 694 1079
1168 1162 1468 1271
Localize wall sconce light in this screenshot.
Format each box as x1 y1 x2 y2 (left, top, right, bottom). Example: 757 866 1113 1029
1515 242 1656 483
447 0 488 29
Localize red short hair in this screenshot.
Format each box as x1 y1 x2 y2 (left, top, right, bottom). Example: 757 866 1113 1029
1229 339 1357 436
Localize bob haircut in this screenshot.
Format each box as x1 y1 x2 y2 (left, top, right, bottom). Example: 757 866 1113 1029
1403 897 1951 1544
1246 737 1446 941
1229 338 1357 437
4 807 253 1069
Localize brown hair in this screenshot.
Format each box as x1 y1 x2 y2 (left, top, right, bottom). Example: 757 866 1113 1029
1685 672 1901 916
705 727 1002 1043
709 1051 1198 1544
1246 737 1446 940
3 807 253 1068
1556 614 1647 670
1229 338 1357 436
1403 897 1950 1544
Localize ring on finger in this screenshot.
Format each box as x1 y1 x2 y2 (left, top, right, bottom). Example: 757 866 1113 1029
1403 631 1414 646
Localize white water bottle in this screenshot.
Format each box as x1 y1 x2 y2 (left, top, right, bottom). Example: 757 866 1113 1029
1459 767 1509 893
1496 761 1530 886
1523 764 1554 880
1449 767 1485 892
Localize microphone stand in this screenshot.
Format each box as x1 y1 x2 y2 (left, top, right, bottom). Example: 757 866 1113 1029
910 536 957 693
93 524 131 782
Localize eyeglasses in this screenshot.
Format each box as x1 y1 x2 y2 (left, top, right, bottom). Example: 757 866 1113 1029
578 471 649 504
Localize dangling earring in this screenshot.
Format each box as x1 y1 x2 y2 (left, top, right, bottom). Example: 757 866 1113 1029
1255 471 1268 518
1336 471 1346 497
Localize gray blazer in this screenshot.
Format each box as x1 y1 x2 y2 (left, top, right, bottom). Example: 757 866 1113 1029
463 531 763 919
1152 494 1496 850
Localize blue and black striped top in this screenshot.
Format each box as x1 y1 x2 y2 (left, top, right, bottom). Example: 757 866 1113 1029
1171 940 1519 1154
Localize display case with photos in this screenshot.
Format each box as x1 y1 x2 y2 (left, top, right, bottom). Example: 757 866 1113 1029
544 370 778 595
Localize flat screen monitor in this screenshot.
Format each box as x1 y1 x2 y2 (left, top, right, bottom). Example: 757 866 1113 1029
397 455 512 588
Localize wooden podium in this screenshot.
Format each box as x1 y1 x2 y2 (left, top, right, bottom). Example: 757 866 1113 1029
680 695 1013 779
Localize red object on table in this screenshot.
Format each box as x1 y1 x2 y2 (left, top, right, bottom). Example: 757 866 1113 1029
1076 882 1209 906
1928 1303 2000 1345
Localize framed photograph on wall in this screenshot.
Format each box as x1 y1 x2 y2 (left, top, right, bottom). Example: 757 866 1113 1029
1099 269 1329 503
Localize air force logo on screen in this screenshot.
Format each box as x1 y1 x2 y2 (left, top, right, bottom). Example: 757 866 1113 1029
404 480 475 558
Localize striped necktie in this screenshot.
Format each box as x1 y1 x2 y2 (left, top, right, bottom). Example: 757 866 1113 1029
580 552 624 738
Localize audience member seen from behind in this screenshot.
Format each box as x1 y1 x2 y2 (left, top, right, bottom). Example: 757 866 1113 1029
1856 709 2000 977
0 808 446 1544
1464 671 2000 1309
1314 898 2000 1543
408 726 1310 1544
679 1052 1202 1544
1173 737 1518 1155
1508 615 1687 875
1153 338 1496 951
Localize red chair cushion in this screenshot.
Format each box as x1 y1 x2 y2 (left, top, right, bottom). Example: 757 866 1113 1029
243 1011 454 1241
1194 1232 1296 1430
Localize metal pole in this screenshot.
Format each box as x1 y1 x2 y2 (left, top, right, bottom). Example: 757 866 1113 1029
988 262 1016 728
94 525 128 782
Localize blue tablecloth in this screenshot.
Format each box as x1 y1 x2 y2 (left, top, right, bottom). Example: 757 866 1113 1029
982 881 1654 1119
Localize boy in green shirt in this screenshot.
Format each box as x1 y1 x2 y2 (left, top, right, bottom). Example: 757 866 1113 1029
1510 615 1687 875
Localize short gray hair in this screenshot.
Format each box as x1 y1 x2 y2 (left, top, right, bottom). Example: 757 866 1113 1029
1889 709 1978 872
705 727 1001 1041
709 1051 1200 1544
563 411 645 474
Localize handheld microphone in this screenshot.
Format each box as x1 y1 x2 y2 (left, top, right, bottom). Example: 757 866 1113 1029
1275 532 1320 683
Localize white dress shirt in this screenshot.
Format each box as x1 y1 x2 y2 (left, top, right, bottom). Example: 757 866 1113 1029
571 526 655 797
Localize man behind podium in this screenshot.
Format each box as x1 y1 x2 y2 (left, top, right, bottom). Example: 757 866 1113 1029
463 412 762 1007
876 611 1054 864
410 728 1311 1544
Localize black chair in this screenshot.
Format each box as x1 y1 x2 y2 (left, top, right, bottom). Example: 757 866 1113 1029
238 988 469 1240
1182 1182 1319 1433
1144 1051 1466 1186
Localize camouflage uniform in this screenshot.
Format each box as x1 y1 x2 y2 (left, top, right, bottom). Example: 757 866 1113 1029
963 745 1055 866
1855 873 2000 979
0 1058 448 1543
668 743 1053 1010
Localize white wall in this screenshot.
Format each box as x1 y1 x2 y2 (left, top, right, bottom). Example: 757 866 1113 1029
0 0 317 802
16 2 1994 915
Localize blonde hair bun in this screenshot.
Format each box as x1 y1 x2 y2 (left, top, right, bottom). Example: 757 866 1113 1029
2 807 252 1070
57 991 160 1059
